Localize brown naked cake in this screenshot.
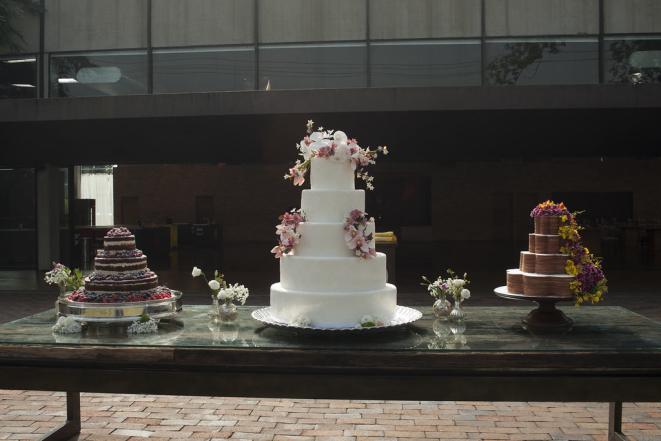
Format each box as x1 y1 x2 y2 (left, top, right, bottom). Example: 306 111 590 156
506 207 573 298
71 227 172 302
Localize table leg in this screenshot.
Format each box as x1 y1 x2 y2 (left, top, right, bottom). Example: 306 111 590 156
609 402 630 441
37 391 81 441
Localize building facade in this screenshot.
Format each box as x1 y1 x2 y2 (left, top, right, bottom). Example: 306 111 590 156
1 0 660 273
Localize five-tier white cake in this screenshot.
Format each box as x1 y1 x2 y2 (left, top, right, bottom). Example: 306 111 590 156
270 155 398 328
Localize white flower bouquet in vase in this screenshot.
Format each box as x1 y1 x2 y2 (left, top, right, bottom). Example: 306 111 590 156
422 269 471 321
193 267 249 322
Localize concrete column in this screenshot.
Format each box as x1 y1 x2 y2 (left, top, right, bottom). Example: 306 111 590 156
37 164 61 270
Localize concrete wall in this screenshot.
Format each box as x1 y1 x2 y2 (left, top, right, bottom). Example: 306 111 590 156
5 0 661 57
152 0 255 47
605 0 661 34
485 0 600 36
370 0 481 40
258 0 366 43
45 0 148 52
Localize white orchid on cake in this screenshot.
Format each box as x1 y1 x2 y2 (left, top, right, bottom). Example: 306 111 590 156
271 209 305 258
284 120 388 190
344 209 376 260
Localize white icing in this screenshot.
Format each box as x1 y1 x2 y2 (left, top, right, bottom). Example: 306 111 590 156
104 239 135 248
295 222 375 258
309 157 355 190
280 252 387 292
270 149 397 327
270 283 397 328
94 268 145 275
94 257 147 275
301 189 365 222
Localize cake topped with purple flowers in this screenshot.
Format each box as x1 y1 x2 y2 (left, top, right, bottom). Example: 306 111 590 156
67 227 173 303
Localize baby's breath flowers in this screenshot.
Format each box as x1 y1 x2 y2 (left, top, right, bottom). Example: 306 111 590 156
45 262 85 294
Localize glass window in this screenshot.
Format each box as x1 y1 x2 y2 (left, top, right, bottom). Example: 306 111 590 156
153 47 255 93
0 56 38 99
50 50 148 97
370 41 482 87
485 38 598 85
0 168 36 269
259 43 367 90
605 37 661 84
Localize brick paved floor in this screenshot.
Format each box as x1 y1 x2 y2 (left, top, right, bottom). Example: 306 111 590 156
1 393 660 440
1 268 660 440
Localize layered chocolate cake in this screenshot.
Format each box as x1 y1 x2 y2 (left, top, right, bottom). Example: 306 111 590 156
506 214 574 298
68 227 172 303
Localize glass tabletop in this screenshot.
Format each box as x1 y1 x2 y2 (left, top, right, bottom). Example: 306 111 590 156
1 306 660 352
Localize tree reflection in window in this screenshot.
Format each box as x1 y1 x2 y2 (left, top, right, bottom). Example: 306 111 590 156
607 39 661 83
50 56 98 97
487 42 565 85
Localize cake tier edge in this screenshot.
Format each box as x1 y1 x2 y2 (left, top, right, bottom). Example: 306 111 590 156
280 252 388 292
270 282 397 328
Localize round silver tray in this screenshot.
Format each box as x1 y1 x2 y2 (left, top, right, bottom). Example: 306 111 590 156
56 290 183 323
251 306 422 335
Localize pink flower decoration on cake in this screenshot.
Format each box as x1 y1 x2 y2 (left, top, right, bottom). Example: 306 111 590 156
344 209 375 260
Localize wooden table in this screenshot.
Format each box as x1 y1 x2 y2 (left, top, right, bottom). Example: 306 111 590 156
1 306 660 441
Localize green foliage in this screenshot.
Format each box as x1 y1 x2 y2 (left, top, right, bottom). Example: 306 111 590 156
67 267 85 291
0 0 44 54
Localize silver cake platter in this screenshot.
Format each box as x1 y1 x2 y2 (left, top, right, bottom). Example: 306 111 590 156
251 305 422 335
56 290 183 323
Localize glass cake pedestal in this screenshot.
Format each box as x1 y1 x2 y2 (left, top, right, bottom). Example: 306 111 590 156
494 286 573 334
56 290 183 323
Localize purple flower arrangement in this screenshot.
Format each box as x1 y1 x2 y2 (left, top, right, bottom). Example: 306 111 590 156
530 200 571 218
547 203 609 307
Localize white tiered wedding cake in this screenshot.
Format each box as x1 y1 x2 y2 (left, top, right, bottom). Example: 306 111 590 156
269 125 397 328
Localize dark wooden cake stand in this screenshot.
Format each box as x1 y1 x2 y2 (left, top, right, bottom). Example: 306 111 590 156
494 286 573 334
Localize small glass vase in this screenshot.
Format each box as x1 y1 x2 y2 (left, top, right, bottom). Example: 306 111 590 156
58 284 71 300
449 298 466 321
207 297 221 320
208 297 239 322
219 299 239 322
433 296 452 318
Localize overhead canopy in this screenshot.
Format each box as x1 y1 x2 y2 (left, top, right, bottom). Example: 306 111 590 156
1 84 660 167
